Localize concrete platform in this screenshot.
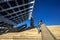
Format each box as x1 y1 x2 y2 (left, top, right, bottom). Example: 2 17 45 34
41 25 60 40
47 25 60 40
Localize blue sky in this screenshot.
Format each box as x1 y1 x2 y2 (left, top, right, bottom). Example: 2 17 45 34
33 0 60 26
14 0 60 27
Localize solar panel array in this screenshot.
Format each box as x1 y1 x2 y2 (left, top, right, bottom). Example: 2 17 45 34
0 0 35 27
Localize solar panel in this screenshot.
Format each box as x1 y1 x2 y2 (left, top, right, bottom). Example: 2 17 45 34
0 0 35 26
0 0 35 28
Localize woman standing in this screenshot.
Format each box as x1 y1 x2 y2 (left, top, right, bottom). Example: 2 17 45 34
37 20 42 33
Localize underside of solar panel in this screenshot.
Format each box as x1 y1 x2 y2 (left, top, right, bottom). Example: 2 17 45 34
0 0 35 28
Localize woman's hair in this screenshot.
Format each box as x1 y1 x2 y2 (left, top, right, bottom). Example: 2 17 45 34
38 20 42 22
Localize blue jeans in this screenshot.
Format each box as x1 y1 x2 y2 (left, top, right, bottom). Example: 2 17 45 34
37 27 41 33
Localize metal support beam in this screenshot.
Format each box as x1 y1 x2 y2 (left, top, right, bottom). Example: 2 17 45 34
30 17 34 27
29 0 35 20
0 15 17 26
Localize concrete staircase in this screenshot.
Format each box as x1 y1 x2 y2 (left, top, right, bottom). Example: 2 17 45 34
0 25 60 40
0 28 41 40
